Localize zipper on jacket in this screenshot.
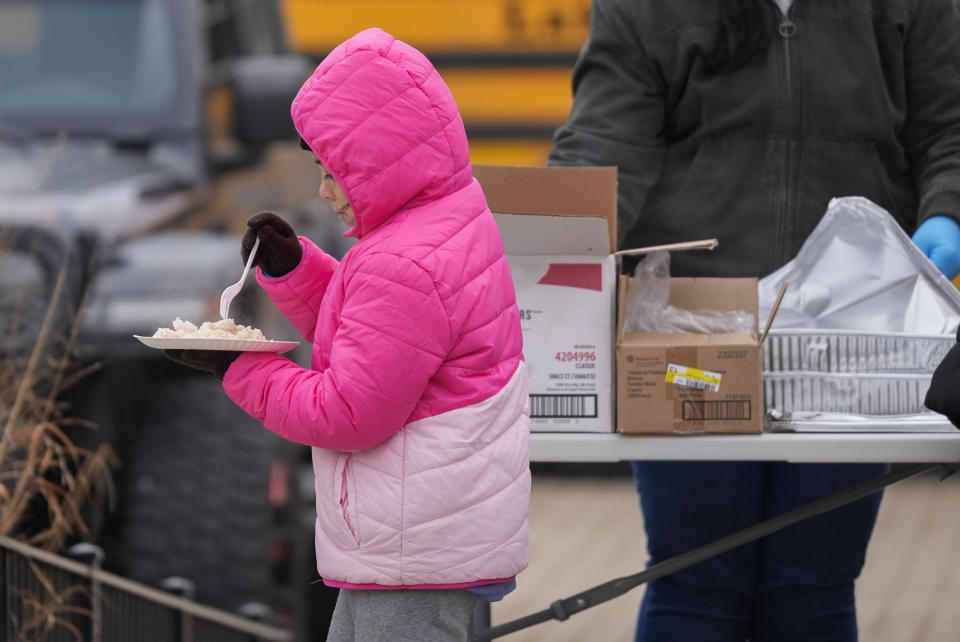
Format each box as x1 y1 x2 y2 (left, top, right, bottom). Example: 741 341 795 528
778 15 796 136
776 11 797 267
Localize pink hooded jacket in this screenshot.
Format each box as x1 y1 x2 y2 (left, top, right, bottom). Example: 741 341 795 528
222 28 530 589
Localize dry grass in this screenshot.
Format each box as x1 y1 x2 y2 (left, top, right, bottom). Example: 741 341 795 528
9 559 93 642
0 235 116 549
1 229 117 640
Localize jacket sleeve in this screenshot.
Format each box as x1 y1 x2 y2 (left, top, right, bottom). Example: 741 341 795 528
903 0 960 224
256 237 340 342
223 251 451 451
548 0 666 249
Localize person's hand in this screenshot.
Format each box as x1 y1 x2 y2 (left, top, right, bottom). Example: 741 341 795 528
912 215 960 280
924 326 960 430
242 211 303 277
164 349 242 381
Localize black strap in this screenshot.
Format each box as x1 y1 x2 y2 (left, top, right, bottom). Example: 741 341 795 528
471 462 939 641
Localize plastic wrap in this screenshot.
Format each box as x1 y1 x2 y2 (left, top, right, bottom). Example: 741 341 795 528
622 251 755 335
759 197 960 334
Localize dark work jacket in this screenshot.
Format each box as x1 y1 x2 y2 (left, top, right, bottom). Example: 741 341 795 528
549 0 960 277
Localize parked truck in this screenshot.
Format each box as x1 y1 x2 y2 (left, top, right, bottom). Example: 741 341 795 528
0 0 341 637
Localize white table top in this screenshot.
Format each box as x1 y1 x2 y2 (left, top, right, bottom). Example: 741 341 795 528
530 425 960 463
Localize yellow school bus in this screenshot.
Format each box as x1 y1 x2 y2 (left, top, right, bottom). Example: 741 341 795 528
279 1 960 292
280 0 590 165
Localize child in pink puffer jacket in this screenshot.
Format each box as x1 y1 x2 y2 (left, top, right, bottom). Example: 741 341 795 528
166 28 530 641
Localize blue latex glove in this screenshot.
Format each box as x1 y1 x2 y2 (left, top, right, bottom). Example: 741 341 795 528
912 215 960 280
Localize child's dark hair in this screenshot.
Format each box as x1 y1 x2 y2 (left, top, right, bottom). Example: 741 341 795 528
705 0 780 73
299 136 311 151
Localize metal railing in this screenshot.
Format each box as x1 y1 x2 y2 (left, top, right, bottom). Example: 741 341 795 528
1 534 292 642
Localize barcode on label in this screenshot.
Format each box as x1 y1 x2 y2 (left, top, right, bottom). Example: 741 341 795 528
670 376 719 392
530 394 598 418
682 400 752 421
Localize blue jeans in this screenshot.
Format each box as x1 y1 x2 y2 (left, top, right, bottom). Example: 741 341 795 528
631 461 888 642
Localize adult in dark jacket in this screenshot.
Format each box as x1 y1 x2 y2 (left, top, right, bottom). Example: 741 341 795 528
550 0 960 640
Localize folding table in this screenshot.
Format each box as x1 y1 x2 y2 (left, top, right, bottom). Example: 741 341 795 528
469 423 960 640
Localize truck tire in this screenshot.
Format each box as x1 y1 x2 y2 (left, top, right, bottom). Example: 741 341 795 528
108 363 279 611
0 226 88 358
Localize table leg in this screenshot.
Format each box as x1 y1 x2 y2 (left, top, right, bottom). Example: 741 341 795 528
469 602 491 642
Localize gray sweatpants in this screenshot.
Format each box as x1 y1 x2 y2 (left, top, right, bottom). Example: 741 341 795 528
326 588 482 642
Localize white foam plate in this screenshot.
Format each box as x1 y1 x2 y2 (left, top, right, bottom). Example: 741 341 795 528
134 335 300 353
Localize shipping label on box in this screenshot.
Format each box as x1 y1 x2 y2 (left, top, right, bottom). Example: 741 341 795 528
474 164 619 433
509 254 616 432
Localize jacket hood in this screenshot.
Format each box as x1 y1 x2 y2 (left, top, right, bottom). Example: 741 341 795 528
291 28 473 238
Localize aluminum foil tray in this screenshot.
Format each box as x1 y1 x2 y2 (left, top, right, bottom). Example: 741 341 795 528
763 330 953 374
755 198 960 423
763 372 932 415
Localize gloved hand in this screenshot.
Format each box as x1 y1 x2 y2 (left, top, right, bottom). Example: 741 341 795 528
912 215 960 280
242 211 302 277
164 349 242 381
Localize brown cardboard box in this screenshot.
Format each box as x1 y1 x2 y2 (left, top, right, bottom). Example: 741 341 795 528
473 165 618 432
616 275 767 434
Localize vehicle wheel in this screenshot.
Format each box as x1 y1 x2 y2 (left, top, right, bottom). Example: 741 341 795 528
0 226 86 358
107 363 280 611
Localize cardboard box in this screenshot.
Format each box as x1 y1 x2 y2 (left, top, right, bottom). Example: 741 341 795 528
616 274 770 434
474 165 617 433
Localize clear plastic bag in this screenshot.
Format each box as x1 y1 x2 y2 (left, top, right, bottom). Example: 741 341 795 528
622 251 756 334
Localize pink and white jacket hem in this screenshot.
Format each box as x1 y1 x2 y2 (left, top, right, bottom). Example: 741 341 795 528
223 27 530 588
324 577 516 591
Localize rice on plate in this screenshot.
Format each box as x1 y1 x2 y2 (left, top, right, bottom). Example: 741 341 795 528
152 317 266 341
